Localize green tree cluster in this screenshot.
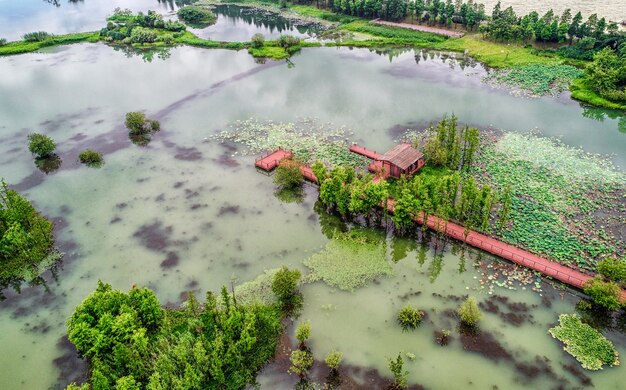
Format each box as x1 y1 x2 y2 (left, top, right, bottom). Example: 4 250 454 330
177 6 217 25
422 114 479 171
483 2 625 62
597 257 626 283
583 276 622 311
330 0 486 27
585 47 626 103
0 181 56 284
100 9 186 44
67 282 283 389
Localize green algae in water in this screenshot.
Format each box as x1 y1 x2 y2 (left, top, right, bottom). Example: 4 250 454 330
549 314 619 371
233 268 280 306
303 231 393 291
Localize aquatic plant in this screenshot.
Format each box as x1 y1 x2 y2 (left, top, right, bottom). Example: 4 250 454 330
27 133 56 158
233 268 280 306
78 150 104 168
474 131 626 267
458 296 482 327
486 64 584 96
213 119 369 167
549 314 619 370
396 304 424 332
387 353 409 389
303 230 393 291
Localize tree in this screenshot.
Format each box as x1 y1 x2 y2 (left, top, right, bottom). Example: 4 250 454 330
27 133 56 158
569 11 583 40
583 276 622 311
289 350 313 378
458 296 482 326
586 48 621 93
296 321 311 347
387 353 408 389
597 257 626 282
251 33 265 48
325 350 343 371
274 159 304 189
271 266 302 310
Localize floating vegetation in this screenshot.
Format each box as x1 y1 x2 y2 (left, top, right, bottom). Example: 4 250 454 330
233 268 280 306
473 131 626 268
213 118 369 167
303 230 393 291
476 261 542 295
485 64 584 97
549 314 619 371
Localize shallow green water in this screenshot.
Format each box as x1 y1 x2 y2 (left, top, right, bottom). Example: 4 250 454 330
0 43 625 389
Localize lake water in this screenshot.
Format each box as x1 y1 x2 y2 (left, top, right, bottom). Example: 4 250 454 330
1 2 626 390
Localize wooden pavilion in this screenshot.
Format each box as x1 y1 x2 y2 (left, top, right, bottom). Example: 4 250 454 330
376 143 425 179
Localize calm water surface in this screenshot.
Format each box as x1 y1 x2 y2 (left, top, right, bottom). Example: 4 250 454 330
1 3 625 390
0 42 625 389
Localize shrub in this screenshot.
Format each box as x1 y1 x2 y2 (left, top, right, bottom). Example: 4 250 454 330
130 27 157 44
177 6 216 25
597 257 626 282
27 133 56 158
397 304 424 332
125 112 160 136
0 38 6 46
278 35 301 49
549 314 619 370
289 350 313 377
271 266 302 310
458 297 482 327
78 150 104 167
274 159 304 189
583 276 622 311
325 350 342 371
23 31 51 42
251 33 265 48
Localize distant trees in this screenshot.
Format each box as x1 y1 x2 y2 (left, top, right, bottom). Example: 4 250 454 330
177 6 217 25
586 47 626 102
101 9 186 44
330 0 486 27
422 114 479 171
23 31 51 42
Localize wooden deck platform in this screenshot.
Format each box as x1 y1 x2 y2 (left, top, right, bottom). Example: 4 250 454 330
255 149 292 171
386 200 626 301
350 144 383 160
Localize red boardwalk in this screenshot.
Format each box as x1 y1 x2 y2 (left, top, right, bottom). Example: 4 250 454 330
300 166 318 184
255 149 292 171
386 200 626 302
349 144 383 160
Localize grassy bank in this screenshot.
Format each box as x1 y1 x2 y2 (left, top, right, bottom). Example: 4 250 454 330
570 78 626 111
0 32 100 56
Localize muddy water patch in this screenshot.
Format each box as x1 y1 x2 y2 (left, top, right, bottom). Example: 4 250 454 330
133 220 173 251
53 335 88 389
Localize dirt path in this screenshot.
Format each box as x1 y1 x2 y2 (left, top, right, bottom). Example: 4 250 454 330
372 19 465 38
